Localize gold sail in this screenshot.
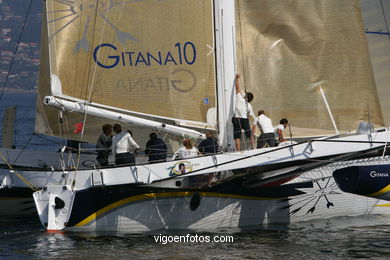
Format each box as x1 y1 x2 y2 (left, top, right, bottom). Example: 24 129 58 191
236 0 384 137
36 0 384 146
35 0 215 144
360 0 390 127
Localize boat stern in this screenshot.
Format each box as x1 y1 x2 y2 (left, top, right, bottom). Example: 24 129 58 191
33 185 75 231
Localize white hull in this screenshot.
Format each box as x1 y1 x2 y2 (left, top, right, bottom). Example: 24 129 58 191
67 193 389 233
31 131 390 189
67 158 390 232
33 131 390 232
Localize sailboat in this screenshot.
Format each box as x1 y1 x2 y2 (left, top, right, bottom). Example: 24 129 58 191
22 0 390 232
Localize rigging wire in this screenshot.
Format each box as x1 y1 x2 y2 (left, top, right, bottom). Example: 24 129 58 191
0 0 40 158
79 0 110 141
11 133 36 165
0 151 38 191
32 133 63 146
381 127 390 161
85 0 110 109
0 0 34 101
236 1 254 150
69 0 112 188
379 0 390 40
236 0 247 93
72 0 84 101
12 95 39 152
2 82 39 161
155 138 387 184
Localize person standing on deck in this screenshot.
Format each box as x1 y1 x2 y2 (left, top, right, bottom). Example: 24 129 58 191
145 132 168 163
96 124 113 166
198 131 219 155
112 123 140 166
232 74 255 151
252 110 275 148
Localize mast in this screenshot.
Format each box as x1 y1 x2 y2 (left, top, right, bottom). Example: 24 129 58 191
214 0 236 150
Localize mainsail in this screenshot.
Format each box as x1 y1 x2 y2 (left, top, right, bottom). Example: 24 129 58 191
35 0 385 148
236 0 384 137
35 0 216 145
360 0 390 127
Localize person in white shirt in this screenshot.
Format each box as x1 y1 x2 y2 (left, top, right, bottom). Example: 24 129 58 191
252 110 275 148
232 74 255 151
275 118 289 144
112 123 140 165
172 139 199 160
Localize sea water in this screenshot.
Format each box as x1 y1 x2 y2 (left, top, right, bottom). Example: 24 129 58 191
1 215 390 259
0 93 61 151
1 94 390 259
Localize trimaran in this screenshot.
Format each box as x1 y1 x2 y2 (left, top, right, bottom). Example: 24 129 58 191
1 0 390 232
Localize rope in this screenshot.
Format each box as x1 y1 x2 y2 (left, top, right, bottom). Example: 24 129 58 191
153 193 168 229
11 134 35 165
154 139 386 184
0 0 33 100
0 151 38 191
33 133 63 146
381 126 390 161
236 0 247 92
79 0 110 144
288 123 293 145
69 0 111 189
379 0 390 40
237 118 248 150
15 95 37 147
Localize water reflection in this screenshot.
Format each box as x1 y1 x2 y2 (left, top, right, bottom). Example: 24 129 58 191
1 215 390 259
31 232 76 258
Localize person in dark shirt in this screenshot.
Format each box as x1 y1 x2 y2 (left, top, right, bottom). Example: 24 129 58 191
96 124 113 166
145 132 168 163
198 131 219 155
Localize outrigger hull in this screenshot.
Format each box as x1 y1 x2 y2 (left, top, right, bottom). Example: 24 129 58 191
333 164 390 201
0 187 37 217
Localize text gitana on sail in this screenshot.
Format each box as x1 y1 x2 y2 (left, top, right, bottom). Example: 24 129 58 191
93 42 197 69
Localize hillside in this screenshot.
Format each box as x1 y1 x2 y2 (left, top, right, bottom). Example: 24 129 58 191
0 0 42 93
